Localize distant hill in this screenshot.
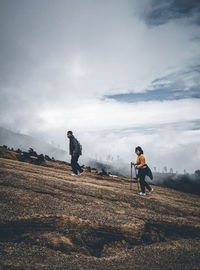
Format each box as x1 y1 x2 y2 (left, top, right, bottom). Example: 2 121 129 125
0 126 67 161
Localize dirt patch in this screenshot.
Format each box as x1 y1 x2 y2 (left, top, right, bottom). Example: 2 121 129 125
0 215 199 259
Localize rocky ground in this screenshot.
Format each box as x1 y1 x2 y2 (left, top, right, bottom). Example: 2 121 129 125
0 152 200 269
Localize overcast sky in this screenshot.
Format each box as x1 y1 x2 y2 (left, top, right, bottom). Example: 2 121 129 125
0 0 200 173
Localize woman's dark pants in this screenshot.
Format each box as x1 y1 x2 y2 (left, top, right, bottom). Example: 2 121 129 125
71 155 83 175
138 168 151 193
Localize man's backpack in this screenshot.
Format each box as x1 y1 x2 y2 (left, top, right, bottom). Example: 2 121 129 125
78 142 82 155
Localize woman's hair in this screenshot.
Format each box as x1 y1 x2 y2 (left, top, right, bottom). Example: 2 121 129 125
135 146 143 155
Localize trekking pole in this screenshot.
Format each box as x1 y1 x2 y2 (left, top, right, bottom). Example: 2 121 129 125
134 166 140 193
130 162 133 190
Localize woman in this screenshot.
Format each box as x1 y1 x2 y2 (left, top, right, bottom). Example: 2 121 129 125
132 146 153 196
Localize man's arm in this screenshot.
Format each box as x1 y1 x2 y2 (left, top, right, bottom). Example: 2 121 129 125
72 138 80 155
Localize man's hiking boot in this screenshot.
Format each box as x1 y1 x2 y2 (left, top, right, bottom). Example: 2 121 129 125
147 188 154 195
139 192 146 196
79 171 84 176
71 173 78 177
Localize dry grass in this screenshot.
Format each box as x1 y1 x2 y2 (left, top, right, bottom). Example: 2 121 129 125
0 156 200 269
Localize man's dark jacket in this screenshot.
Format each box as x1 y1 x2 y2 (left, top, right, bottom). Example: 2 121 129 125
69 135 82 156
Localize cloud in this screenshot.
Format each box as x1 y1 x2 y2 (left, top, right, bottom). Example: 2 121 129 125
137 0 200 26
36 98 200 133
77 118 200 175
105 65 200 102
34 97 200 173
0 0 200 173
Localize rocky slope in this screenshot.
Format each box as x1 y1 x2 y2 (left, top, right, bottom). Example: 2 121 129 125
0 151 200 270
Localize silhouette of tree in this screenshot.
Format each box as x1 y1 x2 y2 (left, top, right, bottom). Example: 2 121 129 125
107 155 111 161
45 155 51 161
98 168 108 176
163 166 167 173
21 152 29 161
86 166 91 172
37 154 45 164
195 170 200 177
28 148 37 156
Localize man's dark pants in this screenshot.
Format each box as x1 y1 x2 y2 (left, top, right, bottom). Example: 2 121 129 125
138 168 151 193
71 155 83 175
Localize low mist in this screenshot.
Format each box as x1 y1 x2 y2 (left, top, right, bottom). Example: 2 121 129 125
1 126 200 195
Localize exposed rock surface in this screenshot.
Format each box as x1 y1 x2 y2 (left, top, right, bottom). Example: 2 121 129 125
0 153 200 269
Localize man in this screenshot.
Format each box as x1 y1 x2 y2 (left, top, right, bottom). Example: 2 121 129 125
67 131 83 176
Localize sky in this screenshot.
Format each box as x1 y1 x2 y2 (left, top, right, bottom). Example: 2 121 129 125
0 0 200 173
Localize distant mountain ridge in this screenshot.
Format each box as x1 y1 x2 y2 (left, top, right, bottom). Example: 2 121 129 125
0 126 67 161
